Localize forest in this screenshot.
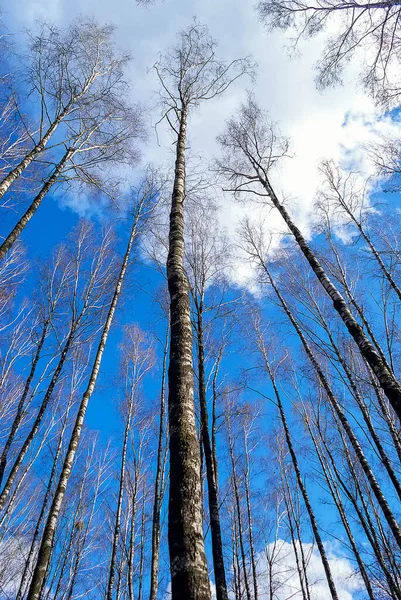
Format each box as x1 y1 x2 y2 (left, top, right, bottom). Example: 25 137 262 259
1 0 401 598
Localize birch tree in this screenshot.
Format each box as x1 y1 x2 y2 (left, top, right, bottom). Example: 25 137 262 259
26 175 159 599
217 95 401 422
0 20 144 262
155 21 252 599
185 200 233 600
106 325 155 600
0 222 117 512
0 19 133 201
257 0 401 103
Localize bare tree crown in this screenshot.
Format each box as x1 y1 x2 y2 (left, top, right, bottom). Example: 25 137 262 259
154 20 255 130
257 0 401 103
217 95 289 199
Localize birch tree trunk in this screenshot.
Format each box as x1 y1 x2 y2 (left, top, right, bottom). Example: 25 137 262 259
0 104 72 201
65 449 106 600
261 354 339 600
230 513 241 600
262 264 401 550
156 25 250 597
227 416 252 600
196 309 228 600
260 178 401 420
26 202 145 600
107 382 137 600
149 321 169 600
211 347 223 483
243 427 258 600
304 411 376 600
166 105 210 599
137 487 146 600
0 148 74 261
281 483 309 600
15 390 73 600
0 319 48 487
127 467 139 600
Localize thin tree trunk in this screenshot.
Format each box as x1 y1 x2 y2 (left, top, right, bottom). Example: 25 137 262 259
166 105 210 600
196 309 228 600
366 229 401 298
115 554 125 600
263 358 339 600
262 264 401 550
149 321 169 600
26 203 144 600
228 426 251 600
328 237 391 375
137 487 146 600
332 411 401 586
282 487 309 600
211 346 223 483
0 323 77 511
296 523 312 600
369 370 401 464
127 467 139 600
242 427 258 600
323 236 401 450
0 148 73 261
304 412 376 600
0 104 72 201
107 381 137 600
47 442 99 599
260 175 401 419
306 295 401 499
231 514 240 600
16 392 73 600
0 319 48 487
50 471 88 600
66 453 104 600
324 231 393 373
316 415 401 600
332 182 401 302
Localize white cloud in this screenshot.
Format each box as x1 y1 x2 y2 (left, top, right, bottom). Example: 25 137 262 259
0 535 29 596
7 0 400 280
255 539 363 600
56 189 111 219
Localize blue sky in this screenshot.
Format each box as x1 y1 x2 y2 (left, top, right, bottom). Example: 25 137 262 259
5 0 401 233
1 2 400 598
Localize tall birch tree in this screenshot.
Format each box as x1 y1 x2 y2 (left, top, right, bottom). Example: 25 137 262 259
154 21 252 599
217 95 401 422
26 175 159 599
